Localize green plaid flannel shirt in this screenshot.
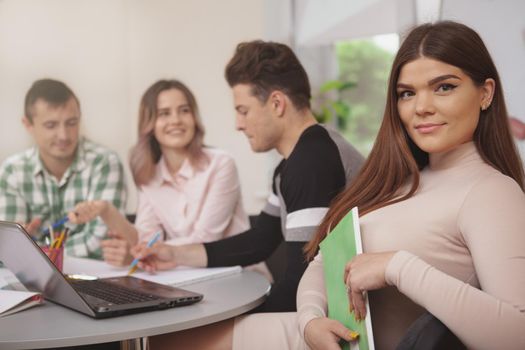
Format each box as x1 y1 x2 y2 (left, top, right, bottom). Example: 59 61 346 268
0 138 127 259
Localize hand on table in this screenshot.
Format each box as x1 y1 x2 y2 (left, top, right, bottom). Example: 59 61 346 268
101 230 133 266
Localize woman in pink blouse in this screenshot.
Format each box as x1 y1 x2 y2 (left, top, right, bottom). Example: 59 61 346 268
68 80 249 266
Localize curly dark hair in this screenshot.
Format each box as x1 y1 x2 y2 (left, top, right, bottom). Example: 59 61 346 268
225 40 311 110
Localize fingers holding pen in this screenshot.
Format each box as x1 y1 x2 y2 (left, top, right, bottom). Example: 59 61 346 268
130 241 177 272
137 256 158 273
130 241 149 259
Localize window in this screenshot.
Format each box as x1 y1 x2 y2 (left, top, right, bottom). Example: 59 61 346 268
335 34 398 155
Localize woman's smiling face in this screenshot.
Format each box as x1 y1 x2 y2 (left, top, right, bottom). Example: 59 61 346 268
154 88 196 152
396 57 493 154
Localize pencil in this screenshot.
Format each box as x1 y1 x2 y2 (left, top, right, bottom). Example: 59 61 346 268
55 229 67 248
49 229 66 263
127 231 162 276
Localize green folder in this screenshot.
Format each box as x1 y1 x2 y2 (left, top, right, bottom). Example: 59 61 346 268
319 207 375 350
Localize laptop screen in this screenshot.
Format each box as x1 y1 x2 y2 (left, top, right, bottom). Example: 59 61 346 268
0 221 95 316
0 221 203 318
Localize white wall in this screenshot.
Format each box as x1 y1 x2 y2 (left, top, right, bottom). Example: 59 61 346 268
0 0 273 214
440 0 525 163
441 0 525 120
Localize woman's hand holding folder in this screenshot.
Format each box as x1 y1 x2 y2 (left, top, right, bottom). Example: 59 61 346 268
304 317 358 350
343 251 395 321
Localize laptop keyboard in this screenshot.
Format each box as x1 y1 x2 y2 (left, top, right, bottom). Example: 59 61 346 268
72 279 159 305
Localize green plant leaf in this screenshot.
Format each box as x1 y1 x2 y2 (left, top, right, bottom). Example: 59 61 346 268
319 80 344 93
312 79 356 124
313 111 325 123
331 101 350 118
321 106 332 122
338 81 357 91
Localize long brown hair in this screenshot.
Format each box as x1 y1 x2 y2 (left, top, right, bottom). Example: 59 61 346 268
129 80 206 186
305 21 524 260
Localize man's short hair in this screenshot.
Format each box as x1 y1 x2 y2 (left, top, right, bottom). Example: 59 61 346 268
24 79 80 122
225 40 311 111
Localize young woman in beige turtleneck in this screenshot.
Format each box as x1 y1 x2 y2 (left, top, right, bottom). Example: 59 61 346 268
227 21 525 350
297 139 525 350
297 21 525 350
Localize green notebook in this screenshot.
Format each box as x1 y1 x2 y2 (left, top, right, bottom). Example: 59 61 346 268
319 207 375 350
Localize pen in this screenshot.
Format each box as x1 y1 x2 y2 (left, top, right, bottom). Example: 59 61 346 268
42 216 69 236
48 224 55 242
127 231 162 276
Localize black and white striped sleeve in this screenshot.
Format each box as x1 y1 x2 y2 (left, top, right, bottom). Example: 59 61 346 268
280 133 347 243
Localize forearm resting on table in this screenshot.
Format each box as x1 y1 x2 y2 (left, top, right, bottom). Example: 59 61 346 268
99 204 138 245
172 243 208 267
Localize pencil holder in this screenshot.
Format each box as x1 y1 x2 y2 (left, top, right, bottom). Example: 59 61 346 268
41 245 64 272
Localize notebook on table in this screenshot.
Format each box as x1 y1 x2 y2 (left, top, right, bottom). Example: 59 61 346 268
0 290 43 317
0 221 203 319
64 255 242 287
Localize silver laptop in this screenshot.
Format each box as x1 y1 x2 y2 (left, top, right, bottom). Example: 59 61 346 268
0 221 203 318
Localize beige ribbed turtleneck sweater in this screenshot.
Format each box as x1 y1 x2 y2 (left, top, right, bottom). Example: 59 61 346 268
297 142 525 350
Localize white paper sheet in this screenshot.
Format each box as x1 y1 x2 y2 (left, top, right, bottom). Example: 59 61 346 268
0 290 43 317
0 268 27 291
63 256 242 286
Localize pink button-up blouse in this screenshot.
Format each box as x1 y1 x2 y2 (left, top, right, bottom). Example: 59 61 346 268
134 148 249 245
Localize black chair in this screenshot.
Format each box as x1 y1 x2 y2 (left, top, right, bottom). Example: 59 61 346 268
396 312 466 350
126 214 136 223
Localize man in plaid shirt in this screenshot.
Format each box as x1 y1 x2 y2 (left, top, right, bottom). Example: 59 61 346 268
0 79 127 259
